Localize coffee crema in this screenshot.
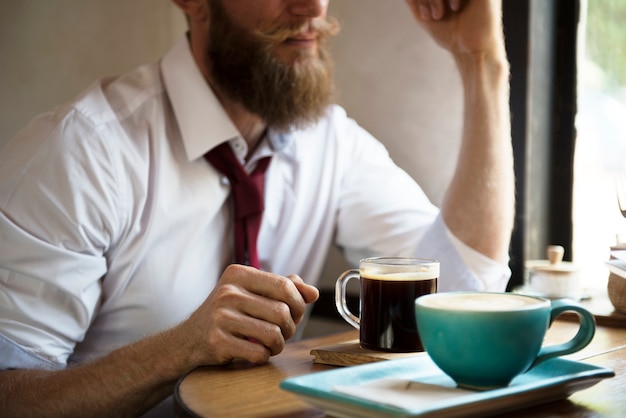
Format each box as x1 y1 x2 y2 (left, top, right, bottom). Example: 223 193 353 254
360 271 438 281
418 293 545 311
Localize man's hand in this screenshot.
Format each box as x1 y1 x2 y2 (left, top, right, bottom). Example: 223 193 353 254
405 0 505 58
0 268 318 417
182 264 319 366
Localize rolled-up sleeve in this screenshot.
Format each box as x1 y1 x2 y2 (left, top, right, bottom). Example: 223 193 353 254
0 109 117 369
0 211 107 367
414 214 511 291
0 333 65 371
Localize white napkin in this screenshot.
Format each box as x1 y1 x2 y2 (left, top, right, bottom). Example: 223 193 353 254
607 252 626 278
610 250 626 261
333 375 474 411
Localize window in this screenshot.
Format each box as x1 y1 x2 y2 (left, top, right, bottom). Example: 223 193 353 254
511 0 626 296
574 0 626 292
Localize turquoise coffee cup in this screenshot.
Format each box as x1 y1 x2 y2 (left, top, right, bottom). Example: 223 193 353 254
415 292 596 390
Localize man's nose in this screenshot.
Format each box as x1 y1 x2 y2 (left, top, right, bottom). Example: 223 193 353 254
287 0 327 18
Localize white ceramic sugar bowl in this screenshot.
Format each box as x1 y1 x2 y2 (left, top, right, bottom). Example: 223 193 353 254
526 245 581 300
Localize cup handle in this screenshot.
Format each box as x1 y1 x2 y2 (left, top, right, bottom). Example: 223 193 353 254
532 299 596 368
335 269 360 329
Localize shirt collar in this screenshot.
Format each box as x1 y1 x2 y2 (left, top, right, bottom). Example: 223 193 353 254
161 35 239 161
161 35 294 162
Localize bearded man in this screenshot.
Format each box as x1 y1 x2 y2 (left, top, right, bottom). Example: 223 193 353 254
0 0 514 416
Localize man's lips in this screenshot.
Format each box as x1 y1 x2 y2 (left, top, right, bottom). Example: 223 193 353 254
284 32 318 46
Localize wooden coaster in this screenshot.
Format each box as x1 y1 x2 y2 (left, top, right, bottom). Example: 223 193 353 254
310 340 424 367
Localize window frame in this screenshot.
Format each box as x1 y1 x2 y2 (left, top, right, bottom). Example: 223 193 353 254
503 0 580 290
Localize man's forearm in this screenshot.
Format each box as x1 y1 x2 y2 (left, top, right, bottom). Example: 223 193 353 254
441 49 515 262
0 325 195 417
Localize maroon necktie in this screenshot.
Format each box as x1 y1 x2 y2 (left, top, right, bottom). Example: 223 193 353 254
205 142 271 269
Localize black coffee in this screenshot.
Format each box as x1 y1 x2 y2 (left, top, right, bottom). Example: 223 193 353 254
360 273 437 352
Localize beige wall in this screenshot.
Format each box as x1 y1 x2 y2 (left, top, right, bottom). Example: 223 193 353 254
322 1 463 282
0 0 186 143
0 0 462 284
329 1 462 207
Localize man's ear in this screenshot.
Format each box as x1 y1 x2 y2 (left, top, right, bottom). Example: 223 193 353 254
171 0 208 21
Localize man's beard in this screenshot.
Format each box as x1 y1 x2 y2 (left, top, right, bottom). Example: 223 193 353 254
206 0 339 131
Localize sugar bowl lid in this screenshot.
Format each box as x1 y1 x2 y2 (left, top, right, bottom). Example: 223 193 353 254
526 245 579 274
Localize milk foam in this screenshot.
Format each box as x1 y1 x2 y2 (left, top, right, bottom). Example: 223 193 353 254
419 293 542 311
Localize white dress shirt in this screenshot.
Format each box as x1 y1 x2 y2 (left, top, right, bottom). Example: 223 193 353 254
0 37 510 375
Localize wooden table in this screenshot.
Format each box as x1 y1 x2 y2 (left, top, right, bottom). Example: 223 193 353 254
174 319 626 417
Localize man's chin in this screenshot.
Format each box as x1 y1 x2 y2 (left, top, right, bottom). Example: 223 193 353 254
275 45 320 66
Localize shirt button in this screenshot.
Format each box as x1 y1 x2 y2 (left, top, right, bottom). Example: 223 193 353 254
220 176 230 186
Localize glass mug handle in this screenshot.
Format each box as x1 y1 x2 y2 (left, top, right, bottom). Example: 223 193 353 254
531 299 596 368
335 269 360 329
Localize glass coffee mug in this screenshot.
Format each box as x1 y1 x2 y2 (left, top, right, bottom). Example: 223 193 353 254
335 257 439 352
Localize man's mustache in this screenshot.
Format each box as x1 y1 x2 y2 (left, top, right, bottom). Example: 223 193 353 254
254 17 340 45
